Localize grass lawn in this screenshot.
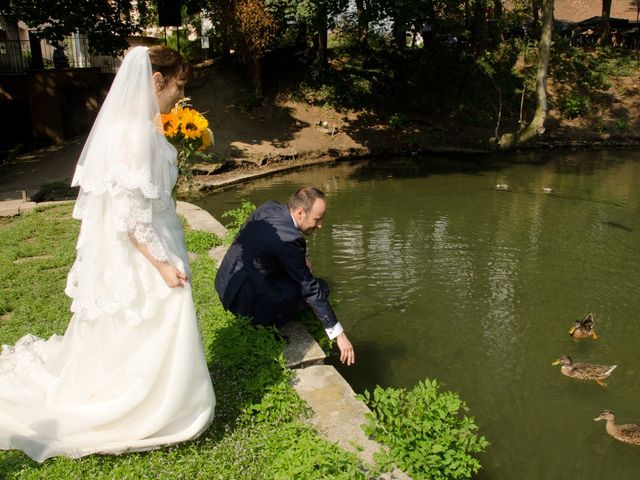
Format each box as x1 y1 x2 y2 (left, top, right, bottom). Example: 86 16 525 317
0 203 369 479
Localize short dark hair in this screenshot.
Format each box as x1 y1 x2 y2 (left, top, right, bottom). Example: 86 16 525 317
288 186 326 213
147 45 192 83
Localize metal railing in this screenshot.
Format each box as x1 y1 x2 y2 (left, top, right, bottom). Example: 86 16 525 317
0 39 30 73
0 35 117 74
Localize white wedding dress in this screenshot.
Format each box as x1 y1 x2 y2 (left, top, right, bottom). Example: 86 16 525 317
0 47 215 463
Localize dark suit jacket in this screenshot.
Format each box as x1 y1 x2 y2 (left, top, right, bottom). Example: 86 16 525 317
215 200 339 329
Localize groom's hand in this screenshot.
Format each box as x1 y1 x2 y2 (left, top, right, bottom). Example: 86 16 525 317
336 333 355 366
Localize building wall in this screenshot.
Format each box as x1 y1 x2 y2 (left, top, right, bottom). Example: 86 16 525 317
26 68 113 144
1 68 113 148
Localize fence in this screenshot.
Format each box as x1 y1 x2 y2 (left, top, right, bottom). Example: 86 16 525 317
0 35 117 74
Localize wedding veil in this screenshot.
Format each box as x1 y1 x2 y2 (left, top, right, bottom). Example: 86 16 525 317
65 46 178 324
72 46 165 196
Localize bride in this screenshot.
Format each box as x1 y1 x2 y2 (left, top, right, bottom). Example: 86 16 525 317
0 46 215 462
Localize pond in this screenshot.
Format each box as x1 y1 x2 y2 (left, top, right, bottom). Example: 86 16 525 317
195 150 640 479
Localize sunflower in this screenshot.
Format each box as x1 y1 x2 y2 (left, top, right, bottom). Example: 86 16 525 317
199 128 214 150
161 112 179 137
179 108 208 140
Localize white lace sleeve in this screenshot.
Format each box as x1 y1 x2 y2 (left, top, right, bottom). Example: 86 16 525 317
130 224 169 263
114 188 169 263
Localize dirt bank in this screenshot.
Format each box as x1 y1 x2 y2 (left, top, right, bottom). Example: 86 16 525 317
185 58 640 194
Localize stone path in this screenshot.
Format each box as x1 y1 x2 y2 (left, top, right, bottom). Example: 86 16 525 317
0 136 84 202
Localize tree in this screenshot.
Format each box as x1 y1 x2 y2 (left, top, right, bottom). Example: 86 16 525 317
598 0 612 46
498 0 553 149
1 0 151 55
368 0 431 50
471 0 488 54
234 0 277 97
286 0 349 66
354 0 368 49
184 0 236 58
314 1 329 66
260 0 350 65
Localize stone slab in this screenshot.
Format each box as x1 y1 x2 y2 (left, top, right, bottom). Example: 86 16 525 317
0 200 37 217
292 365 380 464
208 245 228 266
176 201 227 239
176 201 230 267
280 321 326 368
292 365 411 478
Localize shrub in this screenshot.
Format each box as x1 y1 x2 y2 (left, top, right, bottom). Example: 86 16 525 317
359 379 489 480
165 33 203 62
615 118 629 133
388 113 407 130
560 92 589 119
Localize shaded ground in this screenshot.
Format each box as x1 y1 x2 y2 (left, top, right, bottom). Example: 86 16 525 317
190 59 490 164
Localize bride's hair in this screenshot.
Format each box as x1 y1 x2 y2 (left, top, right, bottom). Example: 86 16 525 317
147 45 192 82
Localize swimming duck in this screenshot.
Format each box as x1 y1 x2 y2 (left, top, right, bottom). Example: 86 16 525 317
569 313 597 339
594 410 640 445
552 355 617 387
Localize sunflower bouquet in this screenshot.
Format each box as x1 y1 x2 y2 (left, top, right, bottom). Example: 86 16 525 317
160 98 214 188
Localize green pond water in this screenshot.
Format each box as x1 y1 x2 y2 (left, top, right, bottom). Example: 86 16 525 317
195 151 640 479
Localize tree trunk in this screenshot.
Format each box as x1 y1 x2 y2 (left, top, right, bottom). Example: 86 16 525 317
464 0 471 29
532 0 540 23
218 0 234 60
472 0 488 55
494 0 503 19
530 0 541 38
598 0 612 45
316 3 328 66
491 0 504 44
498 0 553 150
355 0 368 50
392 17 406 49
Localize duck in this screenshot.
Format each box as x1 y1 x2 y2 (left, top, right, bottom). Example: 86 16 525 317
552 355 617 387
569 313 597 339
496 183 510 191
594 410 640 445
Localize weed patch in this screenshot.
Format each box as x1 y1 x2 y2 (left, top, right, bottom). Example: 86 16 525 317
360 379 489 480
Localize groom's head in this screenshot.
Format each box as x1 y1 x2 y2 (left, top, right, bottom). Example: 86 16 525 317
288 186 327 235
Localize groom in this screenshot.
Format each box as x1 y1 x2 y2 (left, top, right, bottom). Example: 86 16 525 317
215 186 355 365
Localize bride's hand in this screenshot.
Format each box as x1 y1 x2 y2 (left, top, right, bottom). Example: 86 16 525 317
158 263 188 288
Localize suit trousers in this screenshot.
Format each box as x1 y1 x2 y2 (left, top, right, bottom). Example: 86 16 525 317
229 276 331 328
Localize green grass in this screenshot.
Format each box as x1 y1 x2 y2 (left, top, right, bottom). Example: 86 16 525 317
0 203 78 342
184 229 223 254
0 205 368 479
